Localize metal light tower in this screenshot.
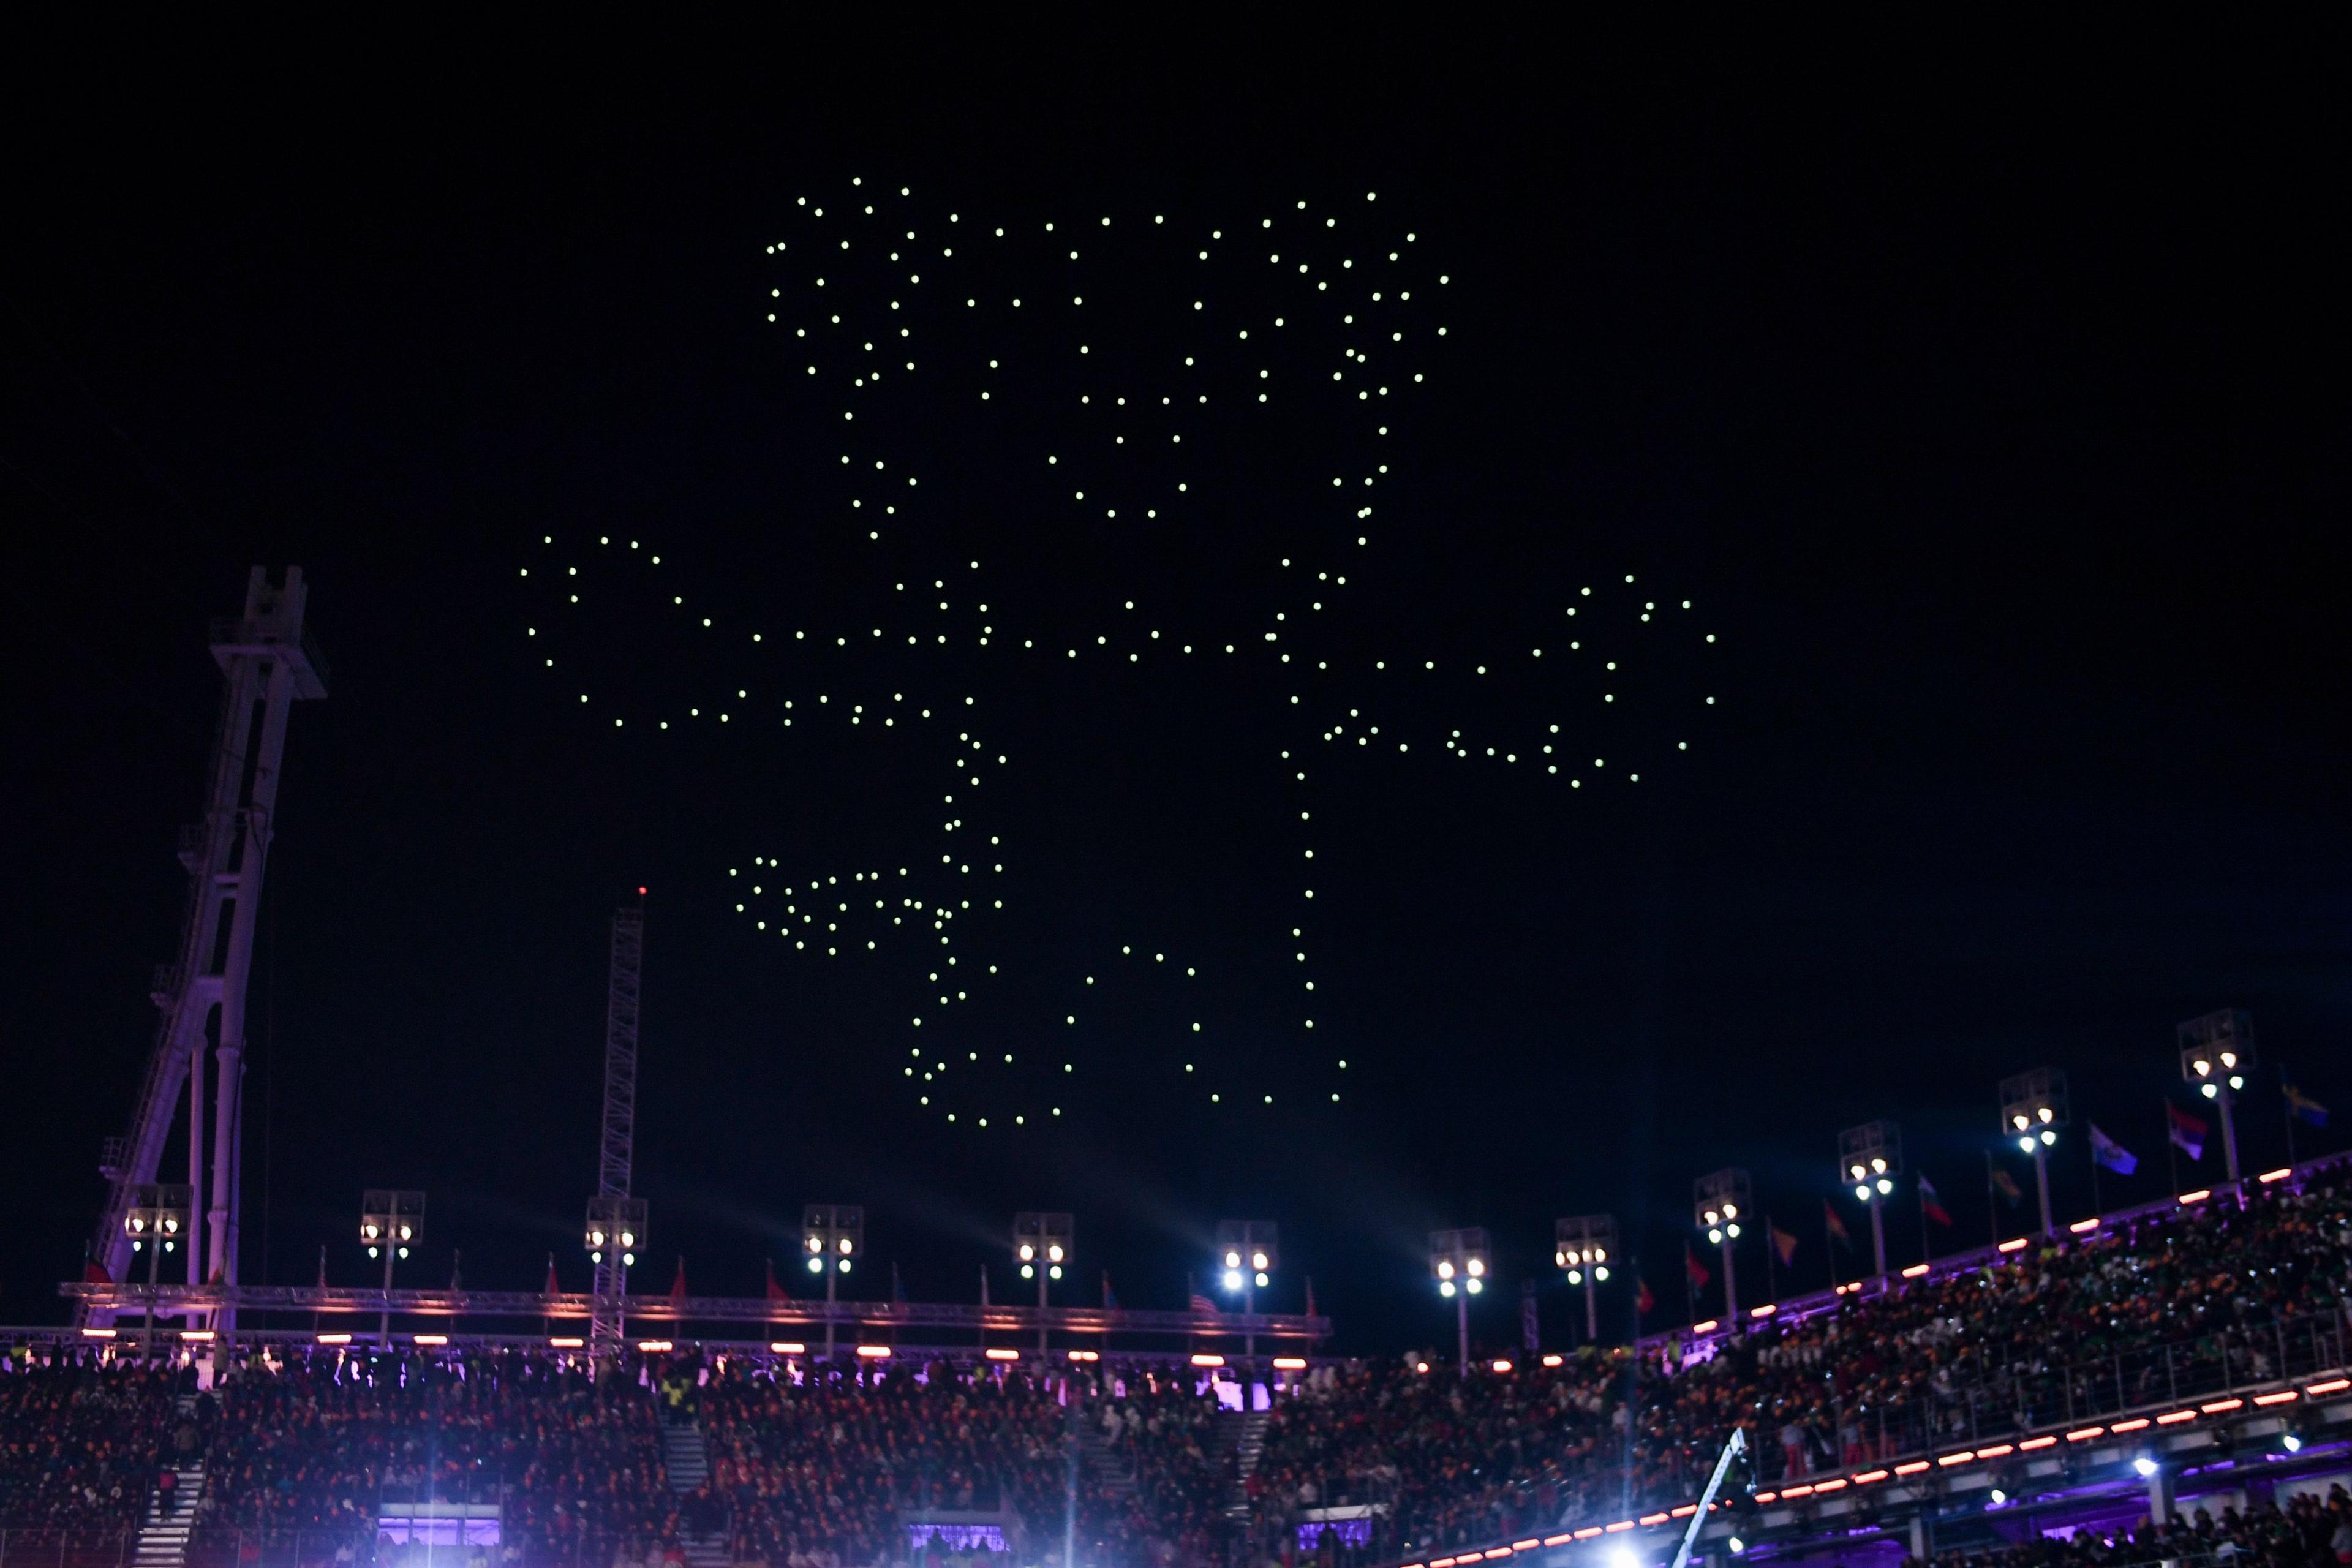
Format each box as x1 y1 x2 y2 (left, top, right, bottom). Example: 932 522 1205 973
2179 1010 2253 1185
1553 1215 1616 1341
1999 1068 2069 1237
1429 1227 1490 1374
86 570 324 1328
360 1190 424 1346
803 1204 864 1360
1216 1220 1279 1363
123 1185 192 1347
1837 1121 1902 1280
1694 1169 1751 1319
588 900 644 1357
1014 1212 1074 1355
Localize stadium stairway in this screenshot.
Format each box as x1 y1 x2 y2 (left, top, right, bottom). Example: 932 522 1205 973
1215 1409 1270 1523
132 1463 207 1568
660 1419 731 1568
1077 1419 1138 1500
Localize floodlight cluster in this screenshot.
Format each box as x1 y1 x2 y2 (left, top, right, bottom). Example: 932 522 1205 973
522 177 1721 1131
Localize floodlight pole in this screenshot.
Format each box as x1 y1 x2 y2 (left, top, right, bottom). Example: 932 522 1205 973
1455 1289 1469 1376
2214 1083 2242 1185
825 1262 838 1362
1867 1192 1888 1280
2033 1145 2053 1238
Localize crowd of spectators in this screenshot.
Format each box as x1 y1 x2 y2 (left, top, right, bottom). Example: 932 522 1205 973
1916 1487 2352 1568
3 1170 2347 1568
1250 1172 2352 1560
0 1353 186 1529
198 1348 669 1559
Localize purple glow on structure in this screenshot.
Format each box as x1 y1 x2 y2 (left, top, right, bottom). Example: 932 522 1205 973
906 1524 1009 1553
377 1517 500 1547
1298 1521 1374 1551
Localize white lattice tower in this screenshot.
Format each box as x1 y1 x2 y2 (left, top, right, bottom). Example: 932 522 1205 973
590 903 643 1354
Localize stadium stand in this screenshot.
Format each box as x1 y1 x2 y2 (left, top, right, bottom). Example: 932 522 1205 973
2 1166 2347 1568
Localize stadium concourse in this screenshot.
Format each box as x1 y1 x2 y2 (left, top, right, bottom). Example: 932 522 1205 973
4 1161 2350 1568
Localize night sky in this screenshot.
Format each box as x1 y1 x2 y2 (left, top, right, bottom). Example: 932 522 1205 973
6 37 2345 1352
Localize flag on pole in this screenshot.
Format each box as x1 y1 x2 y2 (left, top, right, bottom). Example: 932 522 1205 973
765 1259 787 1302
1101 1270 1118 1310
1770 1223 1800 1267
1636 1276 1655 1316
1918 1176 1953 1227
2168 1103 2208 1161
1823 1199 1852 1248
1304 1276 1317 1319
1188 1273 1218 1314
1991 1168 2024 1205
85 1256 116 1286
450 1250 464 1291
979 1265 990 1306
2089 1125 2139 1175
892 1262 907 1303
1684 1247 1711 1289
1521 1280 1540 1352
546 1253 562 1295
669 1258 688 1308
2284 1083 2331 1127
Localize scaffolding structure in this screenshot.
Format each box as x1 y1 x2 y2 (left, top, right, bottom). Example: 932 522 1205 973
85 569 325 1328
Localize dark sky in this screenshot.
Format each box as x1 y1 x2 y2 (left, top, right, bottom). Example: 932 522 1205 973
5 32 2346 1352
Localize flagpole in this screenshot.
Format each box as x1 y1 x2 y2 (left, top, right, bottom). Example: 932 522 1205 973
1983 1152 1997 1250
2282 1064 2297 1163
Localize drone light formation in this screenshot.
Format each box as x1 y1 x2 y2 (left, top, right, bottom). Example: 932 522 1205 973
524 178 1722 1131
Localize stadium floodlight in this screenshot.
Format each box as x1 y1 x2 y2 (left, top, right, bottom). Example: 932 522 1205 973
1553 1215 1616 1341
123 1183 192 1346
583 1195 647 1267
361 1190 425 1346
802 1204 864 1360
1997 1068 2068 1237
1429 1227 1490 1374
2178 1009 2253 1183
1693 1169 1751 1317
1014 1212 1074 1355
1836 1121 1902 1279
1216 1220 1278 1364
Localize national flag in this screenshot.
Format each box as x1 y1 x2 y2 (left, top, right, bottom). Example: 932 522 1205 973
2168 1104 2207 1161
1823 1199 1852 1248
546 1253 562 1295
1991 1169 2023 1206
1770 1224 1799 1267
1636 1277 1655 1316
980 1265 990 1307
2285 1083 2331 1128
84 1256 115 1286
669 1257 687 1308
764 1259 787 1302
1684 1246 1711 1290
1918 1175 1953 1227
448 1250 464 1291
892 1262 907 1303
1189 1289 1220 1315
2089 1125 2138 1175
1101 1270 1118 1310
1304 1276 1317 1319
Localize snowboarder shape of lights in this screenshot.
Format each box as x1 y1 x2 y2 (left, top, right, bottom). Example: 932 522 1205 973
524 179 1723 1131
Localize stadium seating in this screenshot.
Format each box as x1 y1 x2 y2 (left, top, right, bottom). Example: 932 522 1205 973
2 1167 2346 1568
